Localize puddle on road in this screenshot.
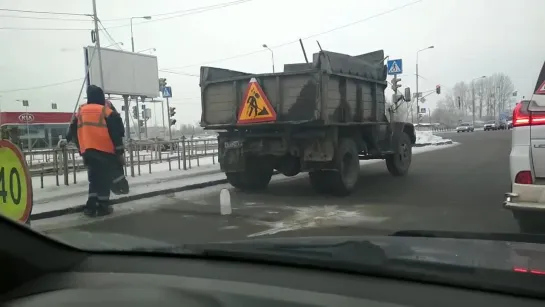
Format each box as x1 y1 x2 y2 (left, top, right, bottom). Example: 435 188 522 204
248 205 388 237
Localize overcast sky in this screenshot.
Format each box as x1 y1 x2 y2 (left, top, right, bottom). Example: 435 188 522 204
0 0 543 125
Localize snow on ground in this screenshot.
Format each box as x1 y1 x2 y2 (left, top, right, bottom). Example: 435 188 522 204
33 156 219 201
31 140 459 224
415 130 451 145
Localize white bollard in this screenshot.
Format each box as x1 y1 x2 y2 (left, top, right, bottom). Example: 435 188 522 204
220 188 232 215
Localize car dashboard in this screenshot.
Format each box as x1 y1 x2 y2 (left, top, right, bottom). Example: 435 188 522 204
0 218 544 307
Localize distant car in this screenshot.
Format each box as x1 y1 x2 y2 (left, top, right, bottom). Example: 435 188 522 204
507 120 513 129
456 123 474 133
483 121 497 131
498 121 508 130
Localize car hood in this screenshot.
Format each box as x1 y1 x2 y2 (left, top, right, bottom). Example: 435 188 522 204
49 230 545 272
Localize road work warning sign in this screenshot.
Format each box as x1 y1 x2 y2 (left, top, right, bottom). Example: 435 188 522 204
0 140 33 224
237 78 277 124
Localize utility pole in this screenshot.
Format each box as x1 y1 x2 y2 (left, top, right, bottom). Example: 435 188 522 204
123 95 134 177
135 96 141 140
472 82 475 127
161 99 166 137
415 46 434 124
416 62 419 124
91 0 104 88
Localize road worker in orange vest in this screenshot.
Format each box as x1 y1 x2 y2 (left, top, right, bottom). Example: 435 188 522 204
68 85 125 217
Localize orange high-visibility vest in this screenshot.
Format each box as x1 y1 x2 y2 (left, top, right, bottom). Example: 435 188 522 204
76 104 115 154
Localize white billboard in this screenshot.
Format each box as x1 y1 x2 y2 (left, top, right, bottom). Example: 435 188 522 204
84 46 159 98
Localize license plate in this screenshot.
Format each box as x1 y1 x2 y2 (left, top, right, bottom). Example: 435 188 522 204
224 140 243 149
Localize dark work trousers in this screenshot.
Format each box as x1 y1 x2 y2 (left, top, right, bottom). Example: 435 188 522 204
84 153 113 208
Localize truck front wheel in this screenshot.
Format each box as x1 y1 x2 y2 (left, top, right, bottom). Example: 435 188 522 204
386 132 412 176
225 156 273 191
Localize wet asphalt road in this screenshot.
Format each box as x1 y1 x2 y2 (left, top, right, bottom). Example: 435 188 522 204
43 129 516 244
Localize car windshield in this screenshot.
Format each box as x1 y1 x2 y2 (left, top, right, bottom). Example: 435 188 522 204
0 0 542 292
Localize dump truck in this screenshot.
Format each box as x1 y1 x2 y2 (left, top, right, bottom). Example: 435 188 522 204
199 49 415 196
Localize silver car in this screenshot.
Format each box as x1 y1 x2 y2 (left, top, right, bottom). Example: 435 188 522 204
456 123 474 133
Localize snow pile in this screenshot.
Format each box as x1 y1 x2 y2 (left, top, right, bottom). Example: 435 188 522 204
415 130 452 146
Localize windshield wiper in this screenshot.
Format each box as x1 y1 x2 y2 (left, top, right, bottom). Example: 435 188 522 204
391 230 545 244
127 239 388 270
198 240 387 265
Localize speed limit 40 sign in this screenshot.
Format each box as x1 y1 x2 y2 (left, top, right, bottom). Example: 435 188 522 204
0 140 33 224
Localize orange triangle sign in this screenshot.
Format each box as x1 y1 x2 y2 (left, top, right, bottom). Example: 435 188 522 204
237 78 277 124
536 80 545 95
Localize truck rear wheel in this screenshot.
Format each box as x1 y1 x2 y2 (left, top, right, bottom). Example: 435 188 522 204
386 132 412 176
225 156 273 191
329 138 360 196
308 171 332 194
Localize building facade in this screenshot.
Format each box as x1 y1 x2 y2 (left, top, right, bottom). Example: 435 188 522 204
0 112 73 149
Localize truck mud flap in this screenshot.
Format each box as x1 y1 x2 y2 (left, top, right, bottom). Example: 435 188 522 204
220 148 246 172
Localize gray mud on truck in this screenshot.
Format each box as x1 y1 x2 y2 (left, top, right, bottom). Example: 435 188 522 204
199 49 415 196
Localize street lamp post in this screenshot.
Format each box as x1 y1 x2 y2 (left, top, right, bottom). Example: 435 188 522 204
262 44 275 73
471 76 486 126
415 46 434 124
130 16 152 52
16 100 32 152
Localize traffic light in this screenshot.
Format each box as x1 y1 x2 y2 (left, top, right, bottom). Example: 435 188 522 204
139 120 144 127
159 78 167 90
132 106 138 118
169 107 176 126
436 85 441 94
391 77 402 92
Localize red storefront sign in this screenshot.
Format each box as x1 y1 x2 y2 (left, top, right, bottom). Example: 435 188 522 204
0 112 73 126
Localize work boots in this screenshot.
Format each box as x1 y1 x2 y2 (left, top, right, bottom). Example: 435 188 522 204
83 198 114 217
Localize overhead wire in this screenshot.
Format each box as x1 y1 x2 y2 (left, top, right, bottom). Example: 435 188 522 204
102 0 253 22
98 20 124 50
0 0 253 31
163 0 423 70
0 26 91 31
0 78 83 93
0 14 91 22
0 0 421 93
0 8 90 16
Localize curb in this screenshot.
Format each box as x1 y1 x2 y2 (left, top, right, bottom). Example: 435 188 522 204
31 170 282 221
413 141 453 147
34 168 223 204
31 178 230 221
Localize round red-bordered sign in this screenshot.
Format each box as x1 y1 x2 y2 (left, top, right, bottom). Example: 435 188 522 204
0 140 33 224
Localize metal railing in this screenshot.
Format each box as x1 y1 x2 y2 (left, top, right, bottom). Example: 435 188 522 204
25 136 219 189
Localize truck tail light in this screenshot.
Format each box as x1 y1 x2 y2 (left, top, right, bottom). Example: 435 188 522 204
515 171 533 184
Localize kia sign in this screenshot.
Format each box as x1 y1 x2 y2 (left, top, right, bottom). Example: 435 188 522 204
18 113 34 123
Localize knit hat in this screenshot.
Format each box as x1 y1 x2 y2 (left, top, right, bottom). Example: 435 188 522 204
87 85 106 105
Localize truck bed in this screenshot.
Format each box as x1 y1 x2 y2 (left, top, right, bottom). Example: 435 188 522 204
200 49 389 128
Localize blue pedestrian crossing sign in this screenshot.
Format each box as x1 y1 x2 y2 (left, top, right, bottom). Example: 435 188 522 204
162 86 172 98
387 59 403 75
